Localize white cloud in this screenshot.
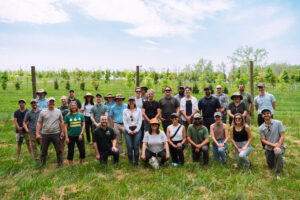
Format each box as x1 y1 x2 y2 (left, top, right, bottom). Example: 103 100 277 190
144 40 159 46
0 0 69 24
67 0 233 37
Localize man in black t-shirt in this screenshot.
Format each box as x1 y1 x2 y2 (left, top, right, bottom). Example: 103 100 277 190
198 87 221 132
14 99 31 158
142 89 160 131
93 116 119 165
68 90 82 109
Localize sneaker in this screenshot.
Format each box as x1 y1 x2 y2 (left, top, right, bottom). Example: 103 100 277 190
276 173 280 180
172 163 179 167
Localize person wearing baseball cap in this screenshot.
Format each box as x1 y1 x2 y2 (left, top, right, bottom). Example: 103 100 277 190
259 108 285 179
227 92 247 125
254 83 276 126
210 112 229 163
14 99 31 158
186 113 210 165
23 99 42 160
68 90 82 109
36 89 48 111
213 85 229 124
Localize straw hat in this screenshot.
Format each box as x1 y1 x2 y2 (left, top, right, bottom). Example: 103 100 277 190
104 93 116 101
36 89 47 95
84 93 94 98
231 92 243 100
149 118 159 124
115 94 125 100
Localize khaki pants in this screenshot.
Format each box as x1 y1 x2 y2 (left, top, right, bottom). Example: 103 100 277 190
28 133 41 159
113 123 125 154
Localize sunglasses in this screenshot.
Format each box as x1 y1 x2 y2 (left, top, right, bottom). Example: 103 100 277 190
165 89 171 92
235 117 242 120
216 88 222 89
171 117 178 119
151 123 159 126
135 91 141 93
194 118 201 120
130 115 133 121
215 116 221 118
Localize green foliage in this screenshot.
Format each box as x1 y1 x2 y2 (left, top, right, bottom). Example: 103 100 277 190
15 79 22 90
126 72 135 87
66 80 70 90
80 82 85 91
152 72 159 85
54 79 59 90
61 69 70 80
91 78 99 91
105 70 111 83
192 84 199 94
280 70 289 83
265 67 276 86
0 71 8 90
144 76 153 89
223 86 229 94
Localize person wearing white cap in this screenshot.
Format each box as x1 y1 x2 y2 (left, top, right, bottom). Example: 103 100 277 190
36 89 48 111
36 97 64 168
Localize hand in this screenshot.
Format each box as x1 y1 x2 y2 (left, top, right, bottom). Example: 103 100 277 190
96 154 100 160
95 123 100 127
274 143 281 148
19 130 24 134
196 144 202 149
161 117 165 122
218 143 224 148
274 147 281 152
60 132 64 138
36 134 42 139
195 148 200 152
237 148 242 153
66 137 69 144
18 127 23 131
166 152 170 160
130 131 136 135
177 143 182 148
78 134 83 141
141 154 146 160
112 146 118 152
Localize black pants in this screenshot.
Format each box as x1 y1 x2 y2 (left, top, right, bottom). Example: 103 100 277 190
162 119 172 133
144 149 168 164
100 148 119 164
41 133 63 167
169 140 184 165
192 144 209 165
139 120 145 149
85 116 94 143
67 136 85 161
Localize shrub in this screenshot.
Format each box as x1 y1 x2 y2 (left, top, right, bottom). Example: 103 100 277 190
66 80 70 90
192 84 199 94
15 79 22 90
80 82 85 91
54 79 59 90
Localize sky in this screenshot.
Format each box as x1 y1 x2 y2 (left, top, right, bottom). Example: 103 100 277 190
0 0 299 72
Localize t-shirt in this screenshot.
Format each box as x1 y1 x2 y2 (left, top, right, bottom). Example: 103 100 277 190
159 97 179 120
135 98 143 110
143 131 167 153
187 124 209 146
36 98 48 111
228 102 247 124
90 104 108 123
64 112 85 137
58 105 69 120
168 124 184 142
93 126 116 152
68 98 82 109
198 96 221 118
104 101 116 120
240 92 253 111
143 100 159 119
254 92 276 114
174 94 185 106
259 119 285 151
81 103 94 117
14 109 29 133
38 108 63 134
109 103 127 123
24 109 41 134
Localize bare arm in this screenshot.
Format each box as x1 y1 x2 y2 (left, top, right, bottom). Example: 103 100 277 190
93 142 100 159
199 138 209 148
164 141 170 159
223 124 229 144
242 110 248 118
210 124 218 145
155 108 160 119
230 126 239 150
90 113 98 126
14 118 22 131
112 139 117 149
187 136 198 148
142 108 150 122
182 126 186 144
272 102 276 110
23 121 29 133
176 107 180 116
227 110 234 118
36 122 42 139
59 120 64 137
255 105 258 111
141 142 147 160
166 127 176 148
110 117 114 128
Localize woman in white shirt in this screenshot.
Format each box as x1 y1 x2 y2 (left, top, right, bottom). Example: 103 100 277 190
123 97 143 166
80 93 94 144
180 87 198 128
166 113 186 166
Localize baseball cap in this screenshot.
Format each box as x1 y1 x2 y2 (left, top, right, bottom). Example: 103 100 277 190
18 99 26 103
204 86 210 90
214 112 222 117
48 97 56 101
258 83 265 87
30 99 38 104
128 97 135 101
194 113 201 118
171 113 179 118
96 93 102 97
69 89 75 93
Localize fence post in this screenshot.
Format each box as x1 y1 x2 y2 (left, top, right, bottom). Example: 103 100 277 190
136 65 140 87
31 66 37 99
249 61 254 98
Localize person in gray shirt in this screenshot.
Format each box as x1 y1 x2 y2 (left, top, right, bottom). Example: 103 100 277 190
214 85 229 124
259 108 285 179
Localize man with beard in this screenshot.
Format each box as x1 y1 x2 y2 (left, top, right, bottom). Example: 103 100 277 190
238 84 254 125
198 86 221 132
259 108 285 180
68 90 82 109
174 86 185 106
187 113 210 165
214 85 228 124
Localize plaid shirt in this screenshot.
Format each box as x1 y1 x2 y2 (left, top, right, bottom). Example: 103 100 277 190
214 93 229 112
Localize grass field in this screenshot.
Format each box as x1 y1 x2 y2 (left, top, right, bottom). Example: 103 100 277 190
0 81 300 199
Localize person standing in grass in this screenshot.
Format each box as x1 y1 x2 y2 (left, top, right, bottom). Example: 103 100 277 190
58 96 69 152
239 84 254 125
166 113 186 166
90 93 108 131
24 99 41 160
159 86 180 133
36 97 64 168
109 94 127 156
142 89 160 132
104 93 116 127
93 115 119 165
210 112 229 163
141 118 170 166
36 89 48 111
123 97 142 166
259 108 285 180
140 86 148 102
64 101 85 166
180 86 198 129
68 89 82 109
227 92 247 125
14 99 31 158
230 113 252 168
187 113 210 165
214 85 229 124
80 93 95 144
174 86 185 107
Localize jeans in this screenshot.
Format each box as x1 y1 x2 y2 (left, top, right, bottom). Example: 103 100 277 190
67 136 85 161
144 149 167 165
124 130 142 164
221 113 227 124
212 139 228 162
85 116 94 143
100 148 119 164
41 133 63 167
234 141 252 167
265 148 285 174
192 144 209 165
169 140 184 165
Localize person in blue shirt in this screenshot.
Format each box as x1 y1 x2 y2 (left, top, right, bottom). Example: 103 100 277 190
104 93 116 127
36 89 48 111
109 94 127 156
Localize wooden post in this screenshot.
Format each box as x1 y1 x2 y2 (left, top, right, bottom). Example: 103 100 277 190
31 66 37 99
249 61 254 98
136 65 140 87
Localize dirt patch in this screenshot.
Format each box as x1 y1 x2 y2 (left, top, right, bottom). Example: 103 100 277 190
115 169 126 181
56 184 77 200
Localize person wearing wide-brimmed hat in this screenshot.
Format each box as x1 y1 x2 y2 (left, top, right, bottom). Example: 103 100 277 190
238 83 254 125
227 92 247 125
79 93 95 144
140 86 148 102
68 90 82 109
36 89 48 111
104 93 116 126
109 94 127 155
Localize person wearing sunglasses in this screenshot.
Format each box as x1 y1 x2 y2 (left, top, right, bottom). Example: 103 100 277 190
159 86 180 133
166 113 186 166
210 112 229 163
141 118 170 166
227 92 247 125
123 97 142 166
259 108 285 180
187 113 210 165
230 113 252 168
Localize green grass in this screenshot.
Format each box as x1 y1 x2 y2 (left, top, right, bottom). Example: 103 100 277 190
0 81 300 199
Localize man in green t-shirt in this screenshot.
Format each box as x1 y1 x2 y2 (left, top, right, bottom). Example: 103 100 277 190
64 101 85 166
187 113 210 165
93 115 119 165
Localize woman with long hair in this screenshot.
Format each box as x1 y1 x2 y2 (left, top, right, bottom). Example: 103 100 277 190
80 93 94 144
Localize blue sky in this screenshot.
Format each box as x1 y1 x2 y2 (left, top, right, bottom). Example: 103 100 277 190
0 0 299 72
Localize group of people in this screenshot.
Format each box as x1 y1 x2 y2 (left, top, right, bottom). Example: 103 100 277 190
13 83 285 179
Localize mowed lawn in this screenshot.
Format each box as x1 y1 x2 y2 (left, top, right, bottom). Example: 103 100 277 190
0 81 300 199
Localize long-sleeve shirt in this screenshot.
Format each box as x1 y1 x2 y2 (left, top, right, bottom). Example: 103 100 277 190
123 108 142 133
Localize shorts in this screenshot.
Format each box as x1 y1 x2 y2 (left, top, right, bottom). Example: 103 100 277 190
16 132 29 144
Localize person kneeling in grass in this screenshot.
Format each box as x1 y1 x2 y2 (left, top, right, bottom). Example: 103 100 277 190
93 116 119 165
141 118 170 167
187 113 210 165
64 101 86 166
